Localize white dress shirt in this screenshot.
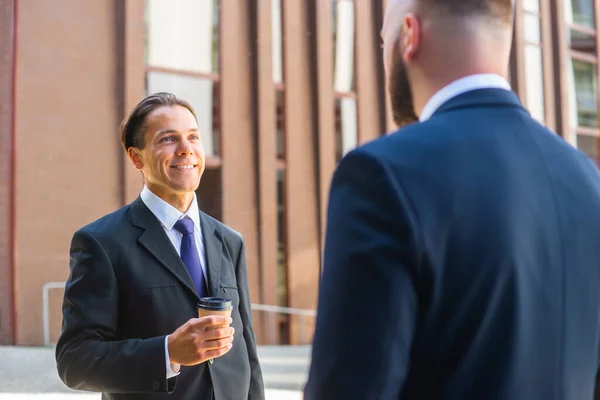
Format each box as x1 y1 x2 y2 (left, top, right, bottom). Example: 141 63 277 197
419 73 512 122
140 185 207 380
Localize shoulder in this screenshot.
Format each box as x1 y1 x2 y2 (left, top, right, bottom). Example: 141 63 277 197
201 213 245 264
201 212 243 246
336 122 431 176
74 204 135 244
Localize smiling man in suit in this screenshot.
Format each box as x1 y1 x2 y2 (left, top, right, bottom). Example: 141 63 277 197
305 0 600 399
56 92 264 400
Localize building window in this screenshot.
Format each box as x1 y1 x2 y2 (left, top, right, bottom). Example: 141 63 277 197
144 0 222 218
570 0 595 28
565 0 600 164
521 0 546 123
145 0 220 158
332 0 357 162
273 0 289 342
276 168 286 308
274 0 285 162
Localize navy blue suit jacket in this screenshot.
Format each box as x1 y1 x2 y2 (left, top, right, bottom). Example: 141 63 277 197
305 89 600 399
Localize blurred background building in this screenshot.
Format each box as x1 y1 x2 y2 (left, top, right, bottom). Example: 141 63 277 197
0 0 597 346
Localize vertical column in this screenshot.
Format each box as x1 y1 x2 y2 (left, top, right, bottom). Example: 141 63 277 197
511 0 527 101
382 0 396 132
220 2 261 306
254 0 278 343
283 0 320 344
594 0 600 146
122 0 146 204
549 0 572 140
0 0 16 345
540 0 556 131
314 0 335 251
355 1 382 143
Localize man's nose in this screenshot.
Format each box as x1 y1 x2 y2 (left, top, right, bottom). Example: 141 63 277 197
176 140 194 155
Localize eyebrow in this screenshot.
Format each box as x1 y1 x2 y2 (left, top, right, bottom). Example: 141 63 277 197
155 128 199 136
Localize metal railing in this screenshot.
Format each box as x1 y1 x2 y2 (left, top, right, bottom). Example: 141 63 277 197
250 303 316 345
42 281 67 346
42 281 316 346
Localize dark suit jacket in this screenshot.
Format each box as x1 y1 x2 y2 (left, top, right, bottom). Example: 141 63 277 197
305 89 600 399
56 197 264 400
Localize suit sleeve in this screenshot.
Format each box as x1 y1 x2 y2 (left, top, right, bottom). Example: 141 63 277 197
304 148 420 399
235 238 266 400
55 229 177 394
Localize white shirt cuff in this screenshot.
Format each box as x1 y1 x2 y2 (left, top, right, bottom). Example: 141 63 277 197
165 335 180 379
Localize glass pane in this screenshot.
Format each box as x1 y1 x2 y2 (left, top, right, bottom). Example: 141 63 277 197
334 97 357 161
523 0 540 13
146 0 219 73
577 134 600 165
147 71 220 156
276 89 285 159
570 59 599 128
196 168 222 220
523 13 541 44
523 45 545 123
272 0 283 84
332 0 355 92
567 0 595 29
276 168 287 308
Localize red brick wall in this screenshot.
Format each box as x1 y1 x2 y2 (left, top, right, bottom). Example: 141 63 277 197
0 0 15 345
15 0 123 345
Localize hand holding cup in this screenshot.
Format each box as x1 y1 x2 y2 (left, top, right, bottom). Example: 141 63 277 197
167 298 234 367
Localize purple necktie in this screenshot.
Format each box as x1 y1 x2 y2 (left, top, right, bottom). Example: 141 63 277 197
174 218 206 297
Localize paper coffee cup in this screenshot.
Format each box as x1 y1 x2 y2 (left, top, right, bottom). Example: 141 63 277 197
197 297 233 329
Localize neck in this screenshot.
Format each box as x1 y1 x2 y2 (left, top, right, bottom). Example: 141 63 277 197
413 68 508 117
166 194 194 214
147 185 194 213
412 19 512 116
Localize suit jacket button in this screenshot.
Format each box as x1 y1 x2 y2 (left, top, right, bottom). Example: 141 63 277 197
208 358 214 365
152 381 160 391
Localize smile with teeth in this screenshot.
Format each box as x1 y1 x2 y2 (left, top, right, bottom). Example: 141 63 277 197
171 165 197 169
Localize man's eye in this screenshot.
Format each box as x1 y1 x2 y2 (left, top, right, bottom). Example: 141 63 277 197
190 135 200 140
160 137 174 143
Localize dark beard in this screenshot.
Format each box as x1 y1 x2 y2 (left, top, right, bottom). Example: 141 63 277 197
388 47 418 127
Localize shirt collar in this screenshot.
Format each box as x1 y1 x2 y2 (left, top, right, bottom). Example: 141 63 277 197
419 74 511 122
140 185 201 232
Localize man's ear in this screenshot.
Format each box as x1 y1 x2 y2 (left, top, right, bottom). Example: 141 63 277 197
127 147 144 170
402 13 421 62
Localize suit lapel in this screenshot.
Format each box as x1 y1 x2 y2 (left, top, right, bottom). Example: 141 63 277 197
131 197 199 299
200 212 223 297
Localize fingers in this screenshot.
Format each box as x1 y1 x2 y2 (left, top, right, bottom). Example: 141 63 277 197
203 342 234 360
203 326 235 340
195 315 232 328
200 335 234 351
184 317 234 339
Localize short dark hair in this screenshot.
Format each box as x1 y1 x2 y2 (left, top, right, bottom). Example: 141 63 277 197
417 0 513 21
119 92 198 151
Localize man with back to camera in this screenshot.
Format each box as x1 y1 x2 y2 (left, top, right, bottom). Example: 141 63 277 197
56 92 265 400
305 0 600 398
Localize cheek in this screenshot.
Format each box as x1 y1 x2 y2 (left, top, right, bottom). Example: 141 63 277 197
150 152 168 171
383 46 392 73
384 45 398 81
195 144 206 158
